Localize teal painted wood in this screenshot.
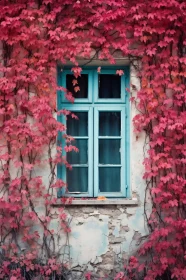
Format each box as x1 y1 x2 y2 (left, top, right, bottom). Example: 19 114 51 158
57 114 65 197
98 136 122 139
124 67 130 198
57 66 65 197
57 66 130 198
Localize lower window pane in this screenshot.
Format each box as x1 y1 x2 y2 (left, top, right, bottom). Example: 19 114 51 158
99 168 120 192
67 167 88 193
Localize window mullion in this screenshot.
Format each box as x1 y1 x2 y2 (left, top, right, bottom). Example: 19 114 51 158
94 107 99 197
88 107 94 197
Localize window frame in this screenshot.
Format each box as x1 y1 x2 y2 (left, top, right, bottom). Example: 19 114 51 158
57 66 130 198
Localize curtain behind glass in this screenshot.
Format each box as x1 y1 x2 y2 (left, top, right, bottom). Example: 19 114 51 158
99 74 121 98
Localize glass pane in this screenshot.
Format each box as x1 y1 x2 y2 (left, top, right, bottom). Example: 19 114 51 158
99 140 120 164
67 140 88 164
66 74 88 98
99 168 120 192
67 112 88 136
99 74 121 98
67 167 88 192
99 112 121 136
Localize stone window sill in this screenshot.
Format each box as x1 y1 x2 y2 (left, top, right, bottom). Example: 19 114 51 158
53 198 138 206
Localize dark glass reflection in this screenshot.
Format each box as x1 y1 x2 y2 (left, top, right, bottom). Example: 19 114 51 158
99 112 121 136
99 74 121 98
67 112 88 136
67 167 88 192
99 168 120 192
67 140 88 164
66 74 88 98
99 139 120 164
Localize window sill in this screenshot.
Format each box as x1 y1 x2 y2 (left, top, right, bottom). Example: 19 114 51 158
53 198 138 206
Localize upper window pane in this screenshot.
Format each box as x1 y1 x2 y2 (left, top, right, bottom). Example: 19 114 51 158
99 74 121 98
67 112 88 136
99 112 121 136
66 74 88 98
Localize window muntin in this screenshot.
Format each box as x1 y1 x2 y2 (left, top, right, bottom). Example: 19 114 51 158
58 68 129 198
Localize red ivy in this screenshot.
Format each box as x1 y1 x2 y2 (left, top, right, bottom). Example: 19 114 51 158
0 0 186 279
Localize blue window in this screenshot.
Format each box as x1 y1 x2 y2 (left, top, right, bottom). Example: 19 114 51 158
57 67 130 198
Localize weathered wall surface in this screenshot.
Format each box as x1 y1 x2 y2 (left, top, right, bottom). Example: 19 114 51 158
48 64 149 275
56 204 148 276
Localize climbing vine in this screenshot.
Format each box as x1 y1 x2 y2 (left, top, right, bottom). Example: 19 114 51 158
0 0 186 279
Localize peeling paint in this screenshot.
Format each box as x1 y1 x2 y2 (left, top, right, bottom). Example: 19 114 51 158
126 207 136 215
113 225 120 237
64 216 109 266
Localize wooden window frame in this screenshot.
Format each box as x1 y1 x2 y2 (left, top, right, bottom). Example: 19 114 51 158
57 67 130 198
